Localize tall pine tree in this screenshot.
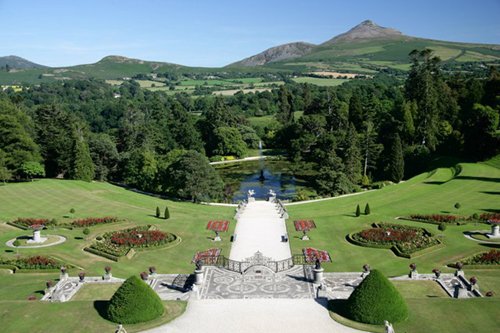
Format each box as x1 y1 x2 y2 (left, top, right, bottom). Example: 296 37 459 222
343 123 362 184
70 127 95 182
388 134 404 183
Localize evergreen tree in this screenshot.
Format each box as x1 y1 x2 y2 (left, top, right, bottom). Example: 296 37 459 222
155 206 160 218
365 203 371 215
164 206 170 219
355 204 361 217
276 85 293 125
70 128 95 181
20 161 45 181
348 94 364 130
388 134 404 183
343 123 362 184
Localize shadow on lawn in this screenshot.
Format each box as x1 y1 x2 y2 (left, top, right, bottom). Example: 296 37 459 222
481 208 500 213
480 191 500 195
455 176 500 183
93 300 110 320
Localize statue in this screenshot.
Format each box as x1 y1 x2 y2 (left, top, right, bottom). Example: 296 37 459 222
247 189 255 197
195 259 203 271
384 320 395 333
115 323 127 333
315 258 321 270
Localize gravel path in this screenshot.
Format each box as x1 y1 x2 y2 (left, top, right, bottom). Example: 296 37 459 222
142 298 367 333
229 200 291 261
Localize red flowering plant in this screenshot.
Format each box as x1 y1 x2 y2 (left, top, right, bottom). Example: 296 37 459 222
8 255 60 270
464 249 500 265
480 213 500 222
71 216 118 228
302 248 331 263
110 229 169 247
488 219 500 225
11 218 53 229
294 220 316 232
408 214 467 224
192 248 221 265
206 220 230 233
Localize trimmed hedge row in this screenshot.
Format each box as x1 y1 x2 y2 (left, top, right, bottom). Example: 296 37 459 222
83 247 120 262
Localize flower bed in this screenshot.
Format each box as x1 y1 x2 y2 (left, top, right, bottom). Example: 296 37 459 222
0 255 71 271
464 249 500 265
479 213 500 222
84 226 177 261
405 214 468 225
71 216 119 227
206 220 230 232
294 220 316 232
303 248 331 263
192 248 221 265
349 223 440 258
7 218 56 230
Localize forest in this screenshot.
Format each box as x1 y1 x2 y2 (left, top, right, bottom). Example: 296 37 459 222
0 49 498 202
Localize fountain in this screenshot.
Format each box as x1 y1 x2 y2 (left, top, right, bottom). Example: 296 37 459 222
27 224 47 244
258 140 266 182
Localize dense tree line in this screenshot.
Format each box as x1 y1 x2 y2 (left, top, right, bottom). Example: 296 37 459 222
0 49 498 200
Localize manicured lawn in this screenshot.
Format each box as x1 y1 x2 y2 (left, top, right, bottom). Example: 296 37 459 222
0 300 186 333
287 162 500 275
0 180 234 276
392 280 447 298
292 77 349 86
72 283 121 301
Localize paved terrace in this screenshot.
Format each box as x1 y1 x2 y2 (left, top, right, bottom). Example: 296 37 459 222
229 200 291 262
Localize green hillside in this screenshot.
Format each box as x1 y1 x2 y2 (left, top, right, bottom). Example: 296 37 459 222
267 37 500 72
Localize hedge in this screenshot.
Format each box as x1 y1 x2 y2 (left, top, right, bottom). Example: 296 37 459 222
345 269 408 324
107 275 164 324
83 247 120 262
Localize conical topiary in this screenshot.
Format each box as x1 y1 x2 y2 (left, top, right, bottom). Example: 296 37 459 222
345 269 408 324
107 275 164 324
355 204 361 217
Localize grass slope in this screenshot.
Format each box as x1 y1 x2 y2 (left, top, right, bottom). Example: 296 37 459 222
287 162 500 275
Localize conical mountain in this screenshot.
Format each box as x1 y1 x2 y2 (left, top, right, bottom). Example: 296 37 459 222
322 20 404 45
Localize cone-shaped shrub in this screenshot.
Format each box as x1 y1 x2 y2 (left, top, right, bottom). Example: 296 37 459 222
107 275 164 324
164 206 170 220
355 204 361 217
155 206 160 218
364 203 371 215
345 269 408 324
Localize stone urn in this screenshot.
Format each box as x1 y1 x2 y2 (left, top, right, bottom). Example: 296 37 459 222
409 263 418 279
103 266 112 280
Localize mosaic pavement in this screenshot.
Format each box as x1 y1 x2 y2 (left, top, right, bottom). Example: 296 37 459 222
199 265 315 299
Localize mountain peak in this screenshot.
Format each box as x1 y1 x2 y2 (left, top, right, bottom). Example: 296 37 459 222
322 20 403 45
229 42 316 67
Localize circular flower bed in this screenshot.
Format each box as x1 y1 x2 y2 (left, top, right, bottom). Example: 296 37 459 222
350 223 440 257
84 226 177 261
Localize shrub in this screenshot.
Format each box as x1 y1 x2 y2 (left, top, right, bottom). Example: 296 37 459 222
155 207 160 218
12 239 20 247
355 204 361 217
364 203 371 215
438 223 447 231
345 269 408 324
454 202 461 209
107 275 164 324
164 206 170 220
83 228 90 235
69 208 75 214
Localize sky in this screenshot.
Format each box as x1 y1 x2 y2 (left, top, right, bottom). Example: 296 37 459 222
1 0 499 67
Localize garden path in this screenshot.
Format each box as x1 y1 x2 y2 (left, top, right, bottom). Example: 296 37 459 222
229 200 291 261
141 199 367 333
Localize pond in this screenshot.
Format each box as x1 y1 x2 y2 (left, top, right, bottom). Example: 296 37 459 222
214 158 315 202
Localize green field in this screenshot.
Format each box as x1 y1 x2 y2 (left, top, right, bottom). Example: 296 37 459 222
0 158 499 332
292 77 349 86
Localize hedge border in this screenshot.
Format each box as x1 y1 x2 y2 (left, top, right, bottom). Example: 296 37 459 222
396 217 469 226
346 232 442 259
84 234 180 262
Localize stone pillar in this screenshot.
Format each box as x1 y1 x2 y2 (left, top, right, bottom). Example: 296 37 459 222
410 270 419 279
33 230 41 243
489 224 500 238
214 231 221 242
455 269 464 277
194 269 204 285
313 267 324 284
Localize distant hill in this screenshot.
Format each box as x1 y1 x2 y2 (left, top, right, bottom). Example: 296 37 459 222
1 20 499 85
0 55 47 69
321 20 403 45
234 20 500 73
229 42 316 67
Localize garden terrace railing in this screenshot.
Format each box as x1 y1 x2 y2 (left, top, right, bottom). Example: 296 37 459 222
201 254 307 273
